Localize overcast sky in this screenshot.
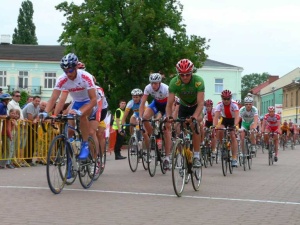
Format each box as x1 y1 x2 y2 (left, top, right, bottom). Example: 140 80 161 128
1 0 300 76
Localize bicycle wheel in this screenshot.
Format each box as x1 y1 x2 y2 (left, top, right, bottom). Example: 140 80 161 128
268 144 273 166
78 137 97 189
92 153 102 181
159 139 167 174
221 148 228 176
141 141 148 170
216 142 221 164
147 137 157 177
202 147 208 168
243 141 248 171
100 139 107 175
46 135 68 194
248 144 252 170
128 136 139 172
191 157 202 191
208 147 214 167
172 142 186 197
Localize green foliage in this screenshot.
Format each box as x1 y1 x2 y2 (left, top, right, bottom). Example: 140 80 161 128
20 91 29 108
12 0 38 45
241 72 269 100
55 0 209 111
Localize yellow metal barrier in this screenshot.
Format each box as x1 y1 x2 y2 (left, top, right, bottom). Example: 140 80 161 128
0 118 58 168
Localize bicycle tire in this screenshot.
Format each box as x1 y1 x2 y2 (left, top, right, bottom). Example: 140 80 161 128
92 153 102 181
99 139 107 175
171 141 186 197
147 137 157 177
191 157 202 191
248 144 252 170
46 135 68 194
208 147 214 167
159 140 167 174
141 142 148 170
221 148 228 176
128 136 139 172
78 136 97 189
202 147 208 168
243 140 248 171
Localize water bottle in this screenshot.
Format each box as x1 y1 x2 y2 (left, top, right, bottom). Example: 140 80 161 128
75 139 81 155
69 138 77 153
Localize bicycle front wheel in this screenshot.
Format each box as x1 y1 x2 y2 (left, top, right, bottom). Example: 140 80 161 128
221 148 228 176
46 135 68 194
147 137 157 177
191 157 202 191
128 137 139 172
78 137 97 189
172 142 186 197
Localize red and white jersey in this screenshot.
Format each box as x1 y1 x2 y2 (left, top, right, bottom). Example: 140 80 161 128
55 70 95 102
263 113 281 127
203 107 215 122
215 101 239 118
143 83 169 103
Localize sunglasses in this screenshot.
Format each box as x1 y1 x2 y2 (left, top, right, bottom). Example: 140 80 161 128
15 95 21 97
64 68 75 74
245 103 252 106
222 98 231 101
179 73 192 77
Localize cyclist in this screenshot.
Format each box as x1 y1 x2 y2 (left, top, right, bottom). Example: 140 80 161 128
235 100 242 128
288 119 295 145
213 89 239 167
280 120 289 146
122 88 147 135
239 96 258 155
41 53 97 161
203 99 216 155
139 73 171 170
166 59 205 168
261 106 281 162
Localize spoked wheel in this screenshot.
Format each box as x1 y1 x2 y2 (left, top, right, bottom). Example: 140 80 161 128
100 141 107 175
92 153 101 181
221 148 228 176
141 142 148 170
208 148 214 167
248 145 252 170
172 142 186 197
147 137 157 177
159 142 167 174
78 137 96 189
202 147 208 168
243 142 248 171
268 146 274 166
228 153 233 174
46 135 68 194
191 158 202 191
128 137 139 172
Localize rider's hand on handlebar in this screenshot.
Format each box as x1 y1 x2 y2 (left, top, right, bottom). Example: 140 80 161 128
39 112 48 120
69 109 83 116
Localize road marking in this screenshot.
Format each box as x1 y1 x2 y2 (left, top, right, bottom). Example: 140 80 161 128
1 185 300 205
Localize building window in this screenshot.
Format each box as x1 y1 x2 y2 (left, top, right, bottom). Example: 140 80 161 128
0 71 7 87
44 72 56 88
19 71 28 88
215 78 223 93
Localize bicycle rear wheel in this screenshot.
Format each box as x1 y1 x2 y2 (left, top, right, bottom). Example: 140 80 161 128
172 142 186 197
46 135 68 194
141 142 148 170
191 158 202 191
128 136 139 172
78 137 97 189
248 144 252 170
100 139 107 175
147 137 157 177
159 140 167 174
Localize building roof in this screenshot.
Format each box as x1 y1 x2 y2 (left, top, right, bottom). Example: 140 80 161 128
203 59 242 69
0 44 65 61
250 75 279 95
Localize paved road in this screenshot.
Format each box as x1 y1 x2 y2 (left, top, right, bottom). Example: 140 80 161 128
1 145 300 225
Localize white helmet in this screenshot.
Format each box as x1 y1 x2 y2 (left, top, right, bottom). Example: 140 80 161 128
131 88 143 96
244 96 253 103
149 73 162 83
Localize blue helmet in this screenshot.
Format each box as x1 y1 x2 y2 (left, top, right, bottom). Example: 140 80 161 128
0 93 12 100
60 53 78 69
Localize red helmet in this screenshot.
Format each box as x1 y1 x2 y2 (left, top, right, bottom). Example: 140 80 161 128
268 106 275 111
176 59 194 74
77 61 86 70
205 99 213 106
221 89 232 98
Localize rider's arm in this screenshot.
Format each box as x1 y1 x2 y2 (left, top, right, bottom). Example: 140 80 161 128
121 108 130 125
53 90 68 115
213 111 220 127
234 110 239 127
252 115 258 129
44 89 61 114
139 94 148 119
166 92 175 118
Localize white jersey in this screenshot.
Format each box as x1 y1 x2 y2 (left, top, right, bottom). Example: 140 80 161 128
96 86 108 109
215 101 239 118
143 83 169 104
55 70 95 102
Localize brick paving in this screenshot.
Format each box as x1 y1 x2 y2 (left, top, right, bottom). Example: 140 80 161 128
1 146 300 225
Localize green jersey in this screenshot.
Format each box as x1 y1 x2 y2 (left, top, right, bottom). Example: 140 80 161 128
169 75 205 107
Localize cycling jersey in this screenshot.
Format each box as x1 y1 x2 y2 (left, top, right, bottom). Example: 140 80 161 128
143 83 169 104
215 101 239 118
125 99 148 118
203 107 215 122
264 113 281 131
169 75 205 107
239 106 258 123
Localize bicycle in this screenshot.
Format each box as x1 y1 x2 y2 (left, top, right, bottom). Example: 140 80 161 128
215 127 236 176
264 131 277 166
41 114 97 194
171 117 202 197
142 118 168 177
239 129 255 171
202 127 214 167
124 123 148 172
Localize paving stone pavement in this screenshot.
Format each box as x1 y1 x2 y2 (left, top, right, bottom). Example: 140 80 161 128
1 145 300 225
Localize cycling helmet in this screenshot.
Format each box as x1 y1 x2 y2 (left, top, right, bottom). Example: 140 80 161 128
175 59 194 74
205 99 213 106
260 116 264 120
60 53 78 69
0 93 12 100
268 106 275 111
77 61 85 70
149 73 162 83
244 96 253 103
221 89 232 98
131 88 143 96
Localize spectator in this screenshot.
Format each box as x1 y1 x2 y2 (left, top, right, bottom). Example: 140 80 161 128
22 96 33 109
0 88 3 94
22 96 41 166
112 99 127 160
39 101 47 112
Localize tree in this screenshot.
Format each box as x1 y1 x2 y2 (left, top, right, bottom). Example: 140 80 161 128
12 0 38 45
56 0 209 110
241 72 269 101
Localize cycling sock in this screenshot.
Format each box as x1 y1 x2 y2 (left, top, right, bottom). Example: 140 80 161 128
194 152 200 158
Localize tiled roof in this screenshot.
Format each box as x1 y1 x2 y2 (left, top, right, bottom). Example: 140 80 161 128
0 44 65 61
203 59 242 69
